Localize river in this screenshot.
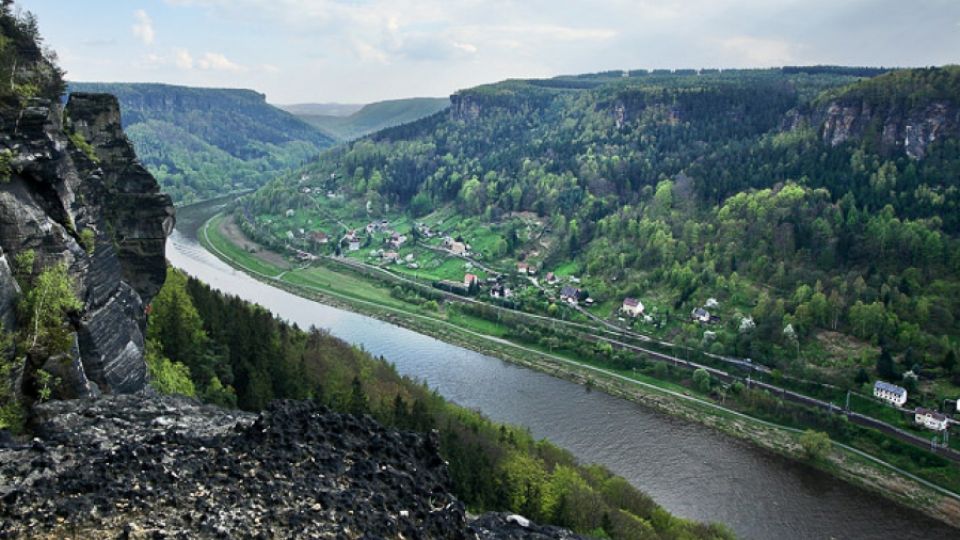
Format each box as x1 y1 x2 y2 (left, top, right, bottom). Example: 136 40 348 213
167 198 951 539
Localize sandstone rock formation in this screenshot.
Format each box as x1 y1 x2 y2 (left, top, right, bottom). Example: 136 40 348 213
818 99 960 159
0 92 173 399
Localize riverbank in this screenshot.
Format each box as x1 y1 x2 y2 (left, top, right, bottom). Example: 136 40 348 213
198 211 960 529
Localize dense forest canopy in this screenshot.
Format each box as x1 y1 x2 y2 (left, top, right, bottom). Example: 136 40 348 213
67 82 336 203
245 66 960 390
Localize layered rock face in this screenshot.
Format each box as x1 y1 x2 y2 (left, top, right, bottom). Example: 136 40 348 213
0 93 173 398
819 99 960 158
0 396 582 539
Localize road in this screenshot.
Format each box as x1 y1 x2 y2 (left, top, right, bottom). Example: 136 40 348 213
225 212 960 465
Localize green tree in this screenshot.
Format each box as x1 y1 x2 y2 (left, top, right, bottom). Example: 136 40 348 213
500 451 547 519
147 268 210 380
348 376 368 415
876 348 898 380
799 430 831 460
0 321 24 432
145 339 196 397
18 261 81 355
692 368 711 393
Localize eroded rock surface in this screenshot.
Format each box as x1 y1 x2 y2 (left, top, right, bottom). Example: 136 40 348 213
0 92 173 399
0 395 581 539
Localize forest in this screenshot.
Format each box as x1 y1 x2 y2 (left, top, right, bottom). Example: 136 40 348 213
68 83 335 204
244 66 960 402
145 268 732 540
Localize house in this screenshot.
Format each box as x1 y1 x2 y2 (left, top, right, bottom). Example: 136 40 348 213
383 251 399 261
545 272 558 284
622 297 645 317
491 284 513 298
285 209 295 218
348 239 361 251
691 307 711 323
915 408 949 431
389 233 408 249
450 241 466 255
311 231 329 244
705 297 720 309
873 381 908 407
464 274 478 287
517 262 529 274
560 285 581 304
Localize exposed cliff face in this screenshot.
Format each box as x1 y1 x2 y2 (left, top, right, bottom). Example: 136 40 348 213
450 92 483 122
818 99 960 158
0 92 173 399
0 395 582 539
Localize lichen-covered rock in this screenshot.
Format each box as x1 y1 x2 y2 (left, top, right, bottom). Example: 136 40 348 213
0 396 579 539
0 91 172 399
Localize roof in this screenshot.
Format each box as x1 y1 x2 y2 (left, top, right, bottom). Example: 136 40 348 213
464 273 478 281
692 307 710 317
916 408 947 421
560 285 580 298
623 297 642 307
874 381 907 397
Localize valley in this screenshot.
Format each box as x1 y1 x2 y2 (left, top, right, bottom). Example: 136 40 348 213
170 197 960 539
3 1 960 537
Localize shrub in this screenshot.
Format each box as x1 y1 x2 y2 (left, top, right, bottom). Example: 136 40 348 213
145 340 196 397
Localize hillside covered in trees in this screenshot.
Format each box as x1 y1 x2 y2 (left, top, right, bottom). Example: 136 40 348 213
244 66 960 402
145 268 732 540
68 82 336 203
282 97 450 141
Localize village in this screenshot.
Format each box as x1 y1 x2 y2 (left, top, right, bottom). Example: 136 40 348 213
245 191 960 450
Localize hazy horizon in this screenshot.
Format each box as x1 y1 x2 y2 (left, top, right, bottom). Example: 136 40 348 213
18 0 960 103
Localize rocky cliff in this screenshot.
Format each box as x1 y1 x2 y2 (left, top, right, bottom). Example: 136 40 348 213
818 99 960 158
0 394 582 539
0 91 173 399
815 67 960 158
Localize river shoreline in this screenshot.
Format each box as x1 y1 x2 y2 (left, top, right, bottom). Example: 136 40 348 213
192 208 960 529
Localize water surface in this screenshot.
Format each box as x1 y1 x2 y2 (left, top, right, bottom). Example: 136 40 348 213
168 199 952 539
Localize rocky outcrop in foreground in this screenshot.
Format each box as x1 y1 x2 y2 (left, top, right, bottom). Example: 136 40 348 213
0 395 582 539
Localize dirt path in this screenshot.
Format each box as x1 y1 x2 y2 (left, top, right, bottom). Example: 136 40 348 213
218 214 291 270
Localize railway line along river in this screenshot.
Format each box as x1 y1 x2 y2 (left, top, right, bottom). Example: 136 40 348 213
168 198 955 539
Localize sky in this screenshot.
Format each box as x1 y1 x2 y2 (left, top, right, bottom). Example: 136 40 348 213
15 0 960 105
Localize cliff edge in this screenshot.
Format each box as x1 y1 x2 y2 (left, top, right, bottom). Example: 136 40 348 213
0 83 173 399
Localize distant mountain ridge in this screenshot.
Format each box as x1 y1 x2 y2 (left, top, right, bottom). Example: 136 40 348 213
283 97 449 141
68 82 336 203
280 102 364 117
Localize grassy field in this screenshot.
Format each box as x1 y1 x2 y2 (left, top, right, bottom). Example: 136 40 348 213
204 214 287 277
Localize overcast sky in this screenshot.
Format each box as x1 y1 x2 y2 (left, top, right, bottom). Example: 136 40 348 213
17 0 960 105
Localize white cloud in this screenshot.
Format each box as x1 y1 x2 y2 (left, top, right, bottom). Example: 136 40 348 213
197 52 245 72
132 10 156 45
175 49 194 69
718 35 798 66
